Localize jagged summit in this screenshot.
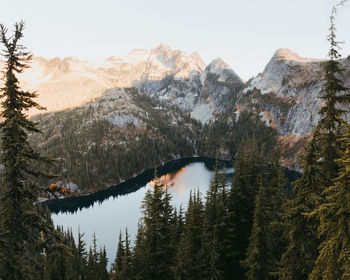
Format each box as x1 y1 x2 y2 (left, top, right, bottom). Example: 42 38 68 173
207 58 231 72
155 43 172 52
5 44 239 116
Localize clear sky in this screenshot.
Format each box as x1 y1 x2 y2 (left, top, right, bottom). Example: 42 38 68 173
2 0 350 80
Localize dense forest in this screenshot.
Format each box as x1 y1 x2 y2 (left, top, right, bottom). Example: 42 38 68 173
1 2 350 279
30 89 278 193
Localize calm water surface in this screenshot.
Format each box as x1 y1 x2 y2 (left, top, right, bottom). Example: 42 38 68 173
52 161 233 265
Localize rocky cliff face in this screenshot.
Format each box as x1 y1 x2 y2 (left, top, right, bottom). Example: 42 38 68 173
241 49 350 137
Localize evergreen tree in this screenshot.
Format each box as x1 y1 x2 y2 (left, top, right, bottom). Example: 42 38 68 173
280 3 349 279
118 228 133 280
76 229 88 279
242 149 287 280
114 230 126 280
308 125 350 279
134 173 176 280
0 21 57 279
132 221 151 279
313 0 350 190
222 138 260 279
174 190 205 280
279 138 322 280
241 179 271 280
98 247 109 280
202 161 227 278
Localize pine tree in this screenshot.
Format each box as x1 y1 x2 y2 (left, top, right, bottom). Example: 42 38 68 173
278 138 322 280
118 228 133 280
309 124 350 279
134 172 176 280
222 138 260 279
98 247 109 280
242 152 287 280
0 21 56 279
131 222 148 279
241 179 271 280
279 3 350 279
202 161 227 278
114 231 126 280
174 190 205 280
313 0 350 190
76 229 88 279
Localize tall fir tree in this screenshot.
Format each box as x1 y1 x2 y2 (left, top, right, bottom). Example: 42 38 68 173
202 161 227 278
243 151 287 280
313 0 350 190
0 21 57 279
278 138 322 280
134 172 176 280
241 179 272 280
174 190 205 280
222 137 260 279
308 124 350 279
280 2 349 279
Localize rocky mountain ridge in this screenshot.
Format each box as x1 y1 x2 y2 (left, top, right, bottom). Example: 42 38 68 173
9 44 242 123
4 45 350 172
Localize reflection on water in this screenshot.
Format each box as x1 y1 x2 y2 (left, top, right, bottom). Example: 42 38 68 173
52 161 233 267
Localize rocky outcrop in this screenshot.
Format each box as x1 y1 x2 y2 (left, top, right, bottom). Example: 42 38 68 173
241 49 350 137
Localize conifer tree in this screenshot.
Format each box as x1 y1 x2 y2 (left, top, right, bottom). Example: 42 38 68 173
243 153 287 280
222 138 260 279
241 179 272 280
118 228 132 280
308 124 350 280
279 138 322 280
174 190 205 280
202 161 227 278
0 21 57 279
114 230 126 280
134 173 176 280
313 0 350 190
76 229 88 279
98 247 109 280
131 222 148 279
280 2 349 279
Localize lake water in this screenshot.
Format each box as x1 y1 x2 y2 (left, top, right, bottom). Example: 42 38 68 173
51 159 234 266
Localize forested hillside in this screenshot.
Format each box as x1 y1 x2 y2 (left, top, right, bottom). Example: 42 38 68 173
30 88 278 192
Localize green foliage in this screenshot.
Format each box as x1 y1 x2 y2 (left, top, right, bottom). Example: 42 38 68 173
174 190 204 280
0 21 58 279
278 139 322 280
199 110 278 160
221 138 261 279
308 126 350 280
131 175 177 280
243 152 287 280
30 90 200 192
279 3 350 279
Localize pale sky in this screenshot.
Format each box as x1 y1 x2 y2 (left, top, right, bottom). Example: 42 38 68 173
2 0 350 80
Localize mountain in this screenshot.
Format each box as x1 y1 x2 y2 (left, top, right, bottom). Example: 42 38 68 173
238 48 350 167
6 45 350 190
13 44 243 124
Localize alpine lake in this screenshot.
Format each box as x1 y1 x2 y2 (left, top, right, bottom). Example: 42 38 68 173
45 157 299 266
